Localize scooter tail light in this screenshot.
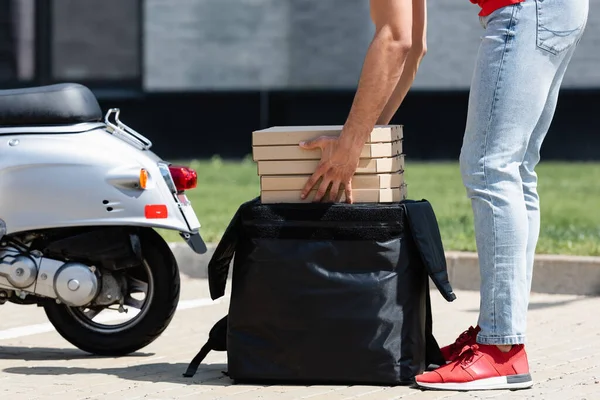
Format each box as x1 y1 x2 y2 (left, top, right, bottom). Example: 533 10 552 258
168 165 197 191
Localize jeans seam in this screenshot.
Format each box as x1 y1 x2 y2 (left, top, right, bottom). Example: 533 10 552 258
480 5 519 337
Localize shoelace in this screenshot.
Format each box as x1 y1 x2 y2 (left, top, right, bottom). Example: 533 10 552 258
450 327 477 352
457 344 480 366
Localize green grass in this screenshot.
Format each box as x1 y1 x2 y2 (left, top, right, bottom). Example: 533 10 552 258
161 157 600 256
158 156 260 244
402 162 600 256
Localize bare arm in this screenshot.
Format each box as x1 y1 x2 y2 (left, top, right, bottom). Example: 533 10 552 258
300 0 415 203
378 0 427 124
336 0 414 151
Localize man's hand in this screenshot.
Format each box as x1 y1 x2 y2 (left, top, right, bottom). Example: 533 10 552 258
298 0 424 204
299 136 362 203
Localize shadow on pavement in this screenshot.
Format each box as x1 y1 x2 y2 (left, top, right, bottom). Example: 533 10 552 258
0 346 153 361
2 363 426 392
2 362 237 386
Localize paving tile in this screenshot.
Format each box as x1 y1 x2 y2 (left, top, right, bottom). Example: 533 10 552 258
1 277 599 399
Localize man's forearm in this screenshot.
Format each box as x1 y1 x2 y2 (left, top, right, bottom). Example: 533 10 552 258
338 28 412 153
377 45 426 125
378 0 427 125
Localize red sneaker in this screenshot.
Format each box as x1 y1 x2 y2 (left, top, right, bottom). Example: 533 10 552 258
440 325 480 362
416 344 533 391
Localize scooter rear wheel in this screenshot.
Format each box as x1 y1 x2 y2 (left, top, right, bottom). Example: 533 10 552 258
43 228 180 356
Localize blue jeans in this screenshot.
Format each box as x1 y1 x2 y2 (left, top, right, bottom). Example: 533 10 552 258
459 0 589 345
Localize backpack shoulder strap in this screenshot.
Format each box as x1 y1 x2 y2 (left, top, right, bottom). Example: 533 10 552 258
208 197 259 300
183 341 215 378
403 199 457 302
183 315 229 378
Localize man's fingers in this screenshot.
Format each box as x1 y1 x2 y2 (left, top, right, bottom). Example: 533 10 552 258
300 138 321 150
335 186 344 203
329 181 341 202
300 170 324 200
345 180 354 204
313 174 332 203
299 136 328 150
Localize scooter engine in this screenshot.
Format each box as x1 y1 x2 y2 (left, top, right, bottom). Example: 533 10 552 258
53 262 99 307
0 246 100 307
0 251 37 289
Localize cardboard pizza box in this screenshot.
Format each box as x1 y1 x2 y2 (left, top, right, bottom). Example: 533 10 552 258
260 172 404 190
260 185 408 204
252 125 403 146
257 154 405 175
252 140 403 161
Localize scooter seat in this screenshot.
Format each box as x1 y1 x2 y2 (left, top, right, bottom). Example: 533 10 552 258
0 83 103 127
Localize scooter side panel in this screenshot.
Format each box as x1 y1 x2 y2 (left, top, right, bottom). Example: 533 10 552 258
0 128 198 234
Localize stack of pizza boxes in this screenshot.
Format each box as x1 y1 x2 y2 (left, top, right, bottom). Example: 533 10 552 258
252 125 406 204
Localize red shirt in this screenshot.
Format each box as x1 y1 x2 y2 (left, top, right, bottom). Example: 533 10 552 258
471 0 525 16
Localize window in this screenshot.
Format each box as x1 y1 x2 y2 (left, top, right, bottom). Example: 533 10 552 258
0 0 142 91
0 0 35 85
51 0 141 86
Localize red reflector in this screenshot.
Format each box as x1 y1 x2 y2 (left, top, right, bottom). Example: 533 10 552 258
145 204 168 219
169 165 198 191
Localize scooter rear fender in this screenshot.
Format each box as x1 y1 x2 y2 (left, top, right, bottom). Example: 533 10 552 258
0 124 202 237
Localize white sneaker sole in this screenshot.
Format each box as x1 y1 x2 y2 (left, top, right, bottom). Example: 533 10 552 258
416 374 533 391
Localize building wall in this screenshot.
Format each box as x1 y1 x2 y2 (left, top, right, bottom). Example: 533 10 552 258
145 0 600 91
1 1 598 160
144 0 373 90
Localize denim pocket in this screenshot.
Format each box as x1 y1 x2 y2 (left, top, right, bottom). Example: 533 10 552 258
536 0 588 55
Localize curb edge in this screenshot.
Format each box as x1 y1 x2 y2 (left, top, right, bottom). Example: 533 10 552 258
170 243 600 296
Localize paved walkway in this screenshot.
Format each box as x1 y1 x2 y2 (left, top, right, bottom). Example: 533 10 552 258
0 276 599 399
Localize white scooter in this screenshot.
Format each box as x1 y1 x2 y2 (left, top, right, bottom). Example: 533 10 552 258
0 83 207 355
